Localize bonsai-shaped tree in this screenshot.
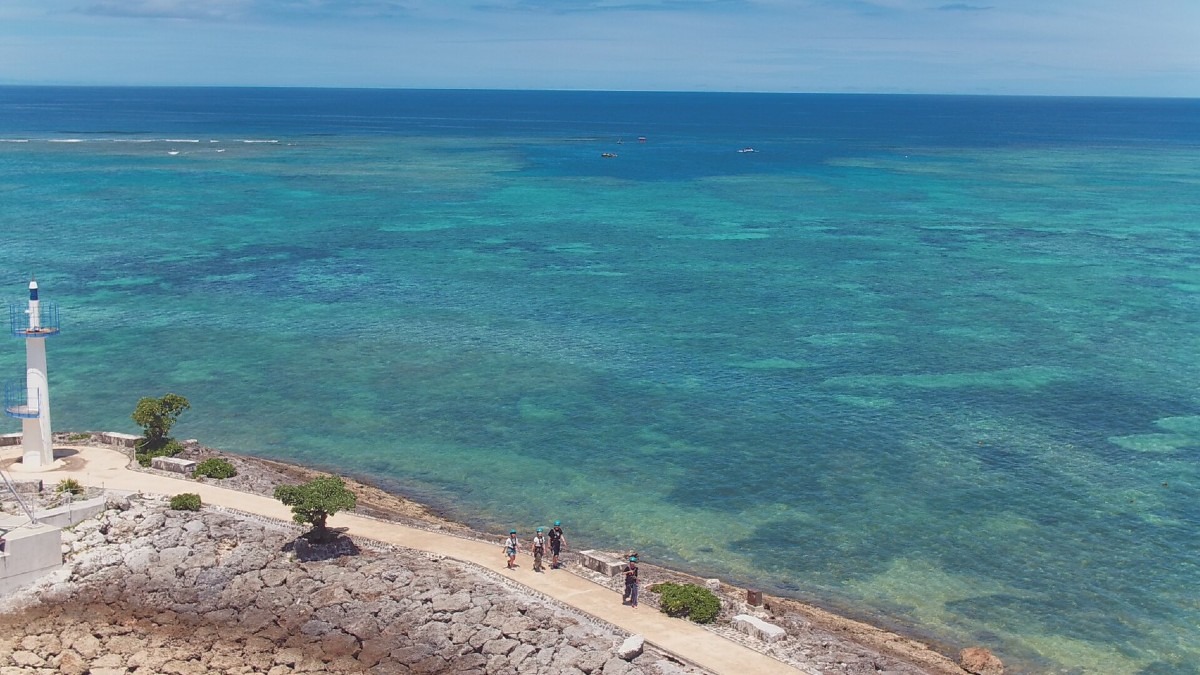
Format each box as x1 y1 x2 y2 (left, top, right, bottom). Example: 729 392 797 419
132 393 190 451
131 393 191 465
274 475 357 542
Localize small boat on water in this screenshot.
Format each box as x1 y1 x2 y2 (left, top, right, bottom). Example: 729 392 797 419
601 152 617 158
738 147 756 153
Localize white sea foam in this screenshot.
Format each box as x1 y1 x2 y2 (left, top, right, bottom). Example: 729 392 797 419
164 139 200 143
0 139 29 143
241 139 279 144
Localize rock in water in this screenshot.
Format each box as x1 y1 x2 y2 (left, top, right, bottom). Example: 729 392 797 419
959 646 1004 675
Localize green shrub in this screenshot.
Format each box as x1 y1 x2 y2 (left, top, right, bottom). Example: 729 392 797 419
169 493 202 511
649 582 721 624
136 439 186 467
193 457 237 479
55 478 85 496
67 432 92 442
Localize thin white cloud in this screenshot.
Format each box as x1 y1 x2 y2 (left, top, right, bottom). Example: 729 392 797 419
72 0 413 21
75 0 248 20
471 0 746 13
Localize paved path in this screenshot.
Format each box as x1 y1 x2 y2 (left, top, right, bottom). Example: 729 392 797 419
11 445 807 675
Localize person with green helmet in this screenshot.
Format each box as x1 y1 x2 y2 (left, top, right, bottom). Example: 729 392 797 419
503 529 520 569
548 520 567 569
623 554 640 608
531 527 547 572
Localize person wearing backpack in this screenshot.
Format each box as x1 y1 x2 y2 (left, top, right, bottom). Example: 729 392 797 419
503 529 520 569
623 554 640 608
531 527 547 572
548 520 567 569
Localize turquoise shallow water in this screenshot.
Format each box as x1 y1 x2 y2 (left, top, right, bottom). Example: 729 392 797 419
2 89 1200 673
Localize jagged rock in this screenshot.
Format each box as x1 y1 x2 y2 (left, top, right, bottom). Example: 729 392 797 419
56 648 88 675
960 647 1004 675
577 649 610 673
500 615 535 637
618 635 644 661
10 650 44 666
482 637 520 656
432 591 473 613
602 656 636 674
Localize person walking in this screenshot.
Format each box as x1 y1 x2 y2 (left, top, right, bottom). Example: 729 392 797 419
531 527 547 572
503 529 520 569
548 520 567 569
623 554 640 608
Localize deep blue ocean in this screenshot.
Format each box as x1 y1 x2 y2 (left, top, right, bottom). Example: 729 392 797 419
2 87 1199 673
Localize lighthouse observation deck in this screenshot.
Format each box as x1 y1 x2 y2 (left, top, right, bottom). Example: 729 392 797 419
3 381 40 419
9 303 60 338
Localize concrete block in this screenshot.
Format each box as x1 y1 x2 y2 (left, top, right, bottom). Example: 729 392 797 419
0 433 21 447
578 550 628 577
150 457 197 474
100 432 141 448
0 523 63 594
732 614 786 643
746 589 763 606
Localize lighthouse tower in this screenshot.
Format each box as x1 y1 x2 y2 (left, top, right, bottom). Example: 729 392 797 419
4 279 60 468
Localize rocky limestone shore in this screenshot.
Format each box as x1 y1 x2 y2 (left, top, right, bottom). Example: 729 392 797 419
1 434 990 674
0 494 701 675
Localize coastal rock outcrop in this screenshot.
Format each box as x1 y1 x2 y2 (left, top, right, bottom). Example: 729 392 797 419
0 495 700 674
958 647 1003 675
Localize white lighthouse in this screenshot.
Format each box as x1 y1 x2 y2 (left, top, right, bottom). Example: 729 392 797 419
4 279 60 468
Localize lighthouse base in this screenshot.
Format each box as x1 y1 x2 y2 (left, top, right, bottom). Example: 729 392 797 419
7 457 68 474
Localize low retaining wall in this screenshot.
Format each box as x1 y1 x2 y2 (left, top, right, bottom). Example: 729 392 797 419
98 432 140 448
150 457 196 474
34 495 109 529
0 523 63 596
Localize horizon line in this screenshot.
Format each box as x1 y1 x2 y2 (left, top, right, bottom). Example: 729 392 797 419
0 83 1196 101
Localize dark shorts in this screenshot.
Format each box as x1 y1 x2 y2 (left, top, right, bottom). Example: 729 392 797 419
551 540 562 555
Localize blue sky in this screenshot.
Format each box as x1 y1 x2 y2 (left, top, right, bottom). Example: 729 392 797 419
1 0 1196 95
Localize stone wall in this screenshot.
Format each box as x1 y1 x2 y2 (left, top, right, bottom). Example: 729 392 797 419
0 496 703 675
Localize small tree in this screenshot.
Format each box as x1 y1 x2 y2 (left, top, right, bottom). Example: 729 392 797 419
132 393 191 452
274 475 357 542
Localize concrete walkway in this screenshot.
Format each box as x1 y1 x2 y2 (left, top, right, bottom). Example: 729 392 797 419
9 445 807 675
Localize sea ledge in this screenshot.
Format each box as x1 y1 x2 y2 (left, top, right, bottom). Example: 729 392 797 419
0 432 982 675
